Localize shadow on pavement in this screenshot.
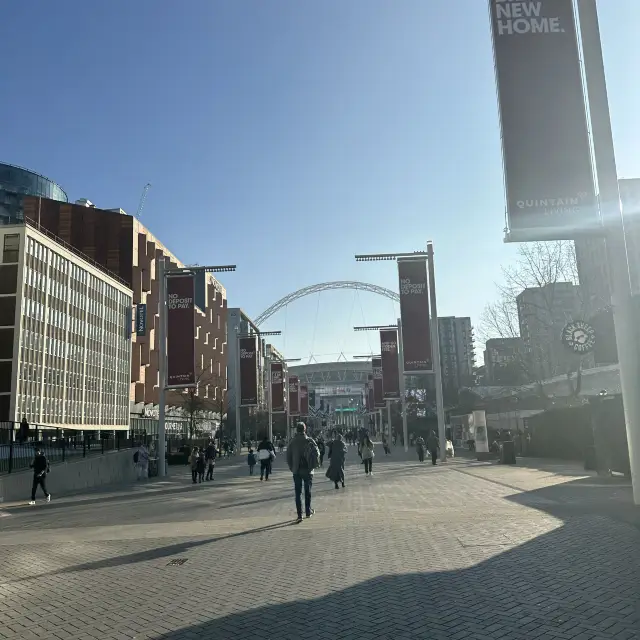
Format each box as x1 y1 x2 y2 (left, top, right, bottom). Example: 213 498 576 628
149 514 640 640
6 520 296 584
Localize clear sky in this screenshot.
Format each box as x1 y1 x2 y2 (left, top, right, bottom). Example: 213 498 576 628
1 1 638 363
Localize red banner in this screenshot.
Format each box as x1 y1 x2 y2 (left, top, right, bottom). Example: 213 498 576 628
372 357 385 408
398 259 433 373
239 336 258 406
367 374 374 412
380 329 400 400
288 376 300 416
166 275 196 388
270 361 285 413
299 384 309 416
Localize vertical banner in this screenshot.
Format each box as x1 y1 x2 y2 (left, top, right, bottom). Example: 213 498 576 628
166 275 196 388
489 0 596 239
288 376 300 416
135 303 147 337
380 329 400 400
270 361 285 413
372 357 385 408
239 336 258 406
299 385 309 417
398 259 432 373
367 374 374 412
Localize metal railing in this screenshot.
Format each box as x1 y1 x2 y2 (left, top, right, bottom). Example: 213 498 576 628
0 423 134 474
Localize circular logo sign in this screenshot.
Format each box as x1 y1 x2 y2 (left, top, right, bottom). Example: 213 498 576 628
561 320 596 354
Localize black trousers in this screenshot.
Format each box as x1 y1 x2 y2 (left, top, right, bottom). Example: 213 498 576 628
31 474 49 500
260 460 271 480
206 463 214 480
364 458 373 473
431 451 438 465
418 449 425 462
192 469 198 483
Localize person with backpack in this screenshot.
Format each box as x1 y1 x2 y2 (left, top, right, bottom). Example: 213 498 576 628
286 422 320 523
29 447 51 505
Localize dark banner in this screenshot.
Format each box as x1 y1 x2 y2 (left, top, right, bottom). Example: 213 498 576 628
135 303 147 337
367 374 374 412
398 259 432 373
380 329 400 400
372 357 385 408
166 275 196 388
299 385 309 417
490 0 596 239
239 336 258 406
288 376 300 416
270 361 285 413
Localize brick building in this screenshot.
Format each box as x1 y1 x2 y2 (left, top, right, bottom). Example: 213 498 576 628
21 196 228 416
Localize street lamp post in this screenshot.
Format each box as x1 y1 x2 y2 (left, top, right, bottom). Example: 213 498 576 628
355 245 446 461
157 260 236 477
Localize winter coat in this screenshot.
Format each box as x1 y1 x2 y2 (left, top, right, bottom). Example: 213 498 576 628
286 433 318 476
326 437 347 483
361 441 374 460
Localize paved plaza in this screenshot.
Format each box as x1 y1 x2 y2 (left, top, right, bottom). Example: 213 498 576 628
0 448 639 640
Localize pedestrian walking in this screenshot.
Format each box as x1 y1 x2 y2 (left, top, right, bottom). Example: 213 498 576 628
416 436 426 463
29 447 51 505
361 434 375 476
205 441 216 481
427 431 439 465
286 422 320 523
326 433 347 490
190 447 200 483
258 436 275 481
317 438 326 467
197 449 206 483
134 442 149 480
247 448 257 475
382 435 390 455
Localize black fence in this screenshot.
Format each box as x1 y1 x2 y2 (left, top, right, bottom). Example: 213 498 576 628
0 423 134 474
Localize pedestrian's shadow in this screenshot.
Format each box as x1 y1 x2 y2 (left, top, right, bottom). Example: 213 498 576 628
6 520 296 584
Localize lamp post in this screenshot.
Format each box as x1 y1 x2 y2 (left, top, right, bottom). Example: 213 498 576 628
354 324 407 449
234 330 281 453
157 259 236 477
355 244 446 461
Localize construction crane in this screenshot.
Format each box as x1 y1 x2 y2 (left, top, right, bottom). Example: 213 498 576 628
136 183 152 219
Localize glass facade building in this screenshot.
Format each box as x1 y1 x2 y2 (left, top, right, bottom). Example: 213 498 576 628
0 163 68 224
0 224 132 427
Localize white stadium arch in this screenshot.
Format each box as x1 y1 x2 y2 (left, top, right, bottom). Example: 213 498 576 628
254 281 399 326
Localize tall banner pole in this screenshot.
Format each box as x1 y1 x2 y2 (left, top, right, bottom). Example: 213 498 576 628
157 257 167 477
267 358 273 442
235 332 241 454
578 0 640 503
397 318 409 452
427 242 446 462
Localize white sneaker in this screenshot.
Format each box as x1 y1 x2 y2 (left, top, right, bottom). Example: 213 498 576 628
46 494 51 503
369 472 373 477
29 500 35 505
365 472 369 476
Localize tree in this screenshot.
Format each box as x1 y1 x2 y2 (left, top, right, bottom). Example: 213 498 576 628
169 367 227 441
479 241 591 400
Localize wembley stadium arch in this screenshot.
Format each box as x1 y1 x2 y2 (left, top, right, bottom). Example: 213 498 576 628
254 281 399 326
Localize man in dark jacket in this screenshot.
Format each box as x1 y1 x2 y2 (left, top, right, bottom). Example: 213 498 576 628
286 423 320 523
29 448 51 505
427 431 440 465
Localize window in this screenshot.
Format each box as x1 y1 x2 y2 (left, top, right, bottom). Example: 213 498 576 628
3 234 19 263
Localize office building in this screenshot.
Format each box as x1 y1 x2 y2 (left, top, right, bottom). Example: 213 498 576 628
438 316 475 390
0 222 132 426
484 338 525 385
516 282 583 380
0 162 68 225
19 195 229 418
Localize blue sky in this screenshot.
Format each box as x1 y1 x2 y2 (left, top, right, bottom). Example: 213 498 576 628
1 1 638 363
